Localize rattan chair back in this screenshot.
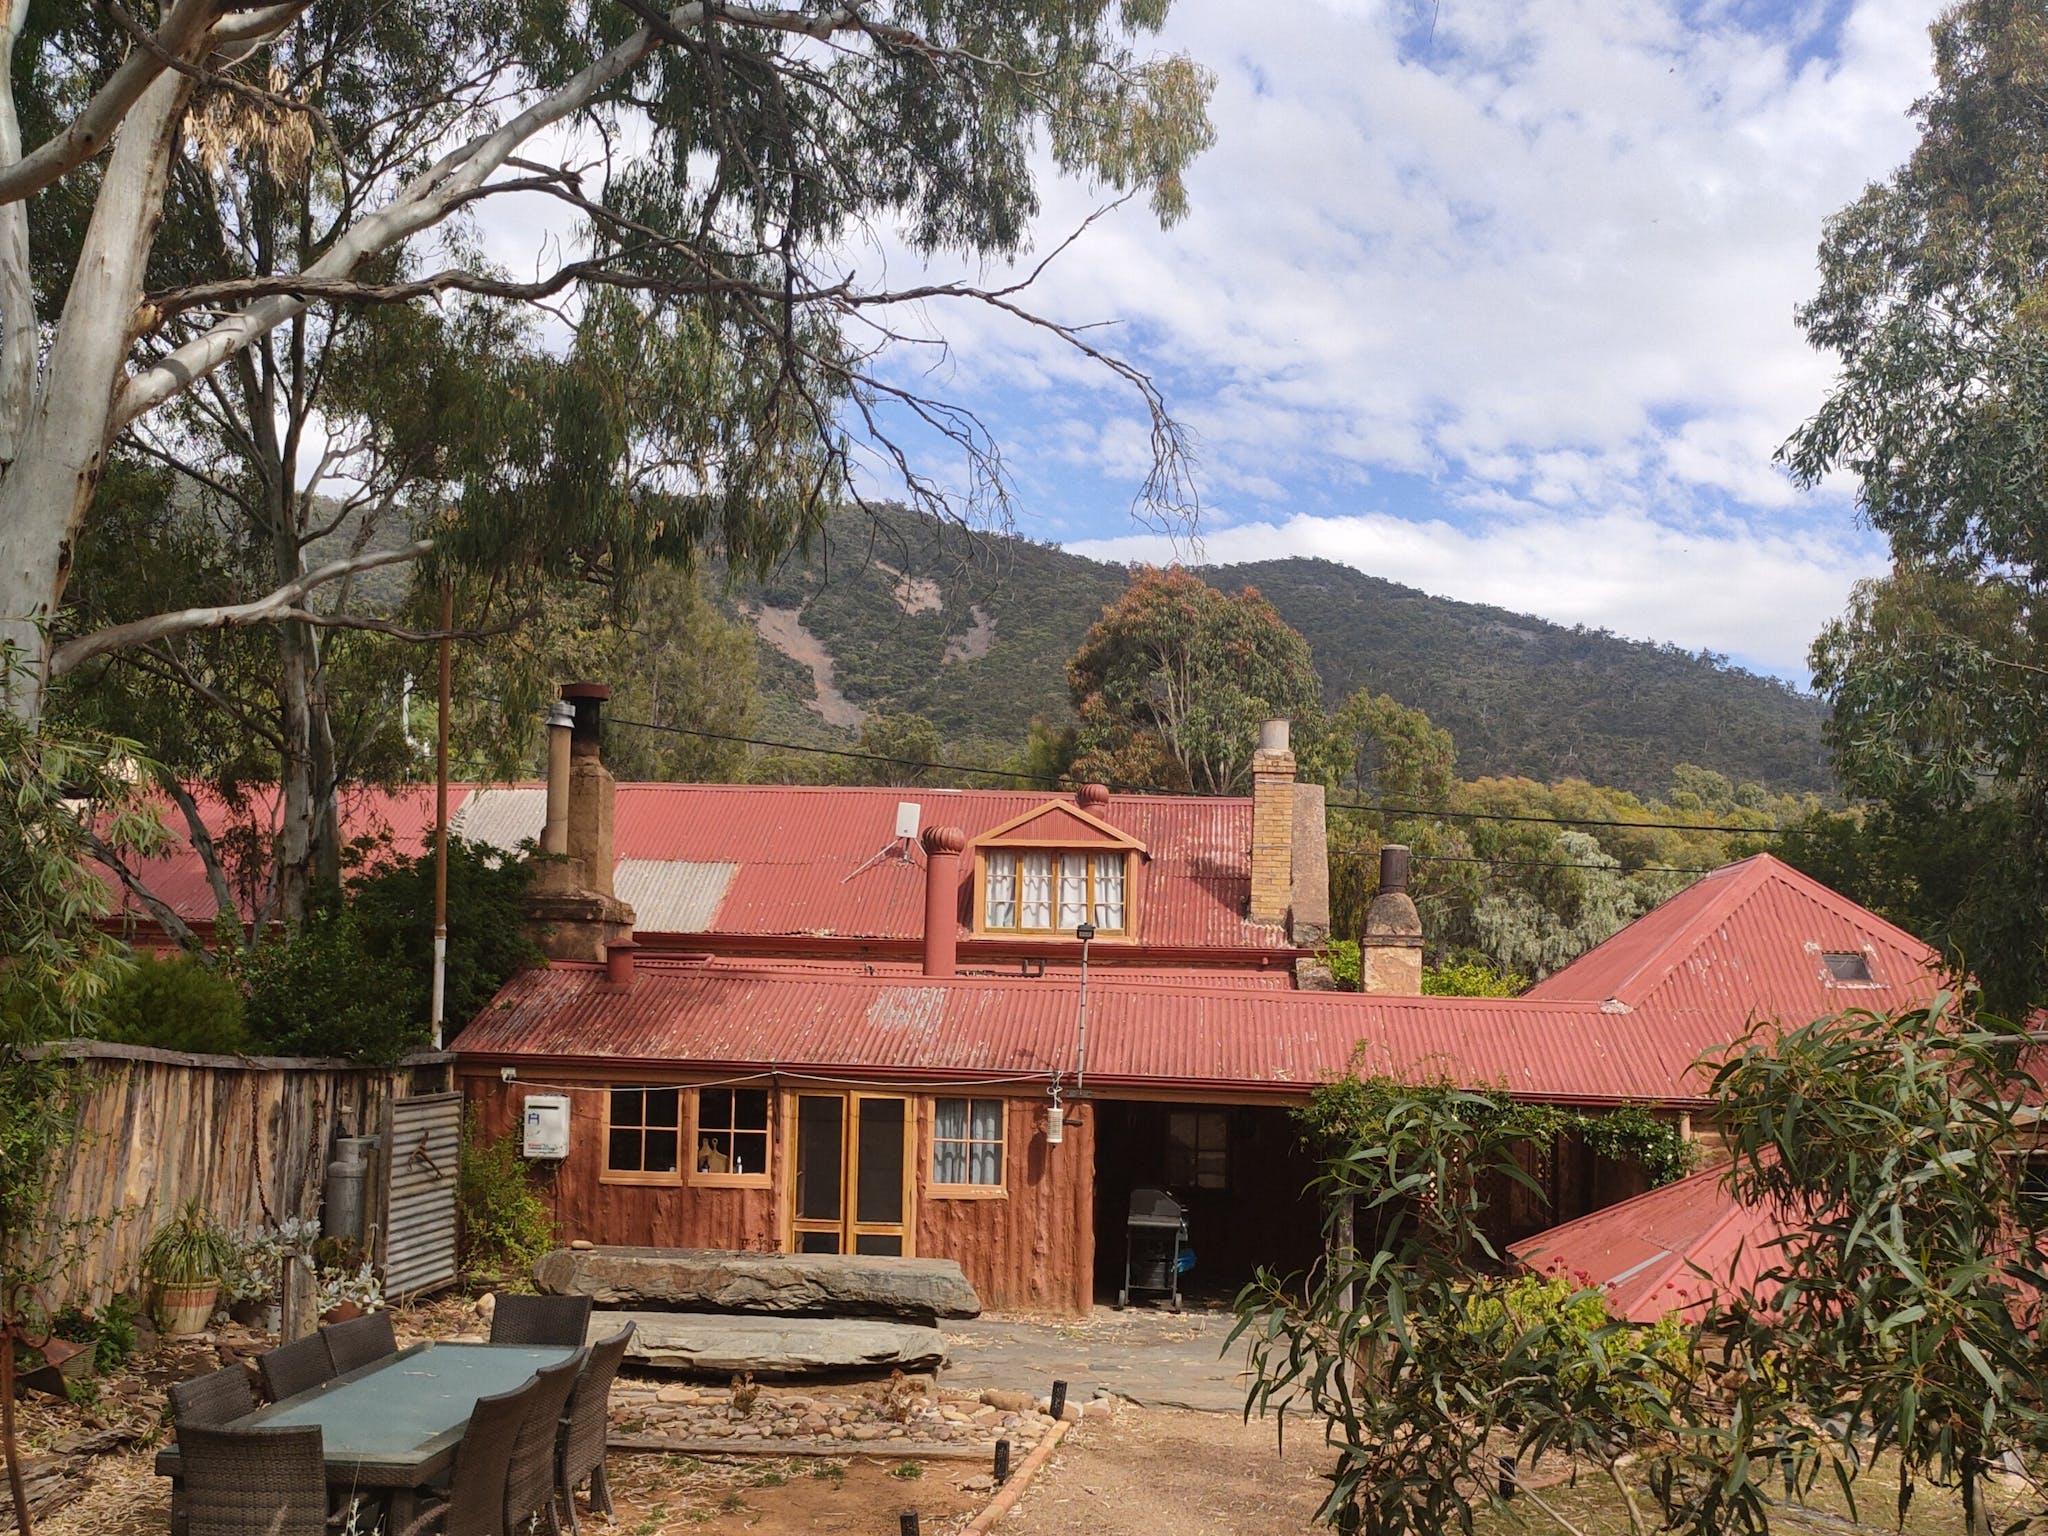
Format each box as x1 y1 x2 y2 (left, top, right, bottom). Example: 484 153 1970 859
488 1294 591 1348
169 1364 256 1427
256 1332 335 1404
556 1324 634 1529
177 1423 329 1536
503 1350 585 1536
322 1310 397 1374
435 1374 540 1536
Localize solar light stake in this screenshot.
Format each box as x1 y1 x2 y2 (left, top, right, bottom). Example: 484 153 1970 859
1049 1380 1068 1420
900 1514 920 1536
1498 1454 1517 1500
994 1438 1013 1485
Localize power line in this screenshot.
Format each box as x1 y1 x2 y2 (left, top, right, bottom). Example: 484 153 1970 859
603 713 1813 840
1332 846 1723 875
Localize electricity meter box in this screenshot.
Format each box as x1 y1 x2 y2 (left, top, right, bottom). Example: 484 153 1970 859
522 1094 571 1160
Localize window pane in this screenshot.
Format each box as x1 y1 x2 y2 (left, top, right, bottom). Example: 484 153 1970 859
856 1098 905 1226
934 1098 967 1141
644 1129 679 1174
731 1130 769 1176
1092 854 1125 929
1019 852 1053 929
795 1096 844 1221
608 1128 641 1171
933 1138 967 1184
610 1089 643 1129
696 1132 734 1173
733 1089 770 1131
797 1230 841 1254
1057 856 1088 928
968 1099 1004 1144
646 1088 680 1130
700 1087 733 1131
986 852 1018 929
968 1137 1002 1186
854 1233 903 1256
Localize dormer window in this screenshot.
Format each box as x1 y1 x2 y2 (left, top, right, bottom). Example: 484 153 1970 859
970 793 1147 941
984 850 1126 932
1822 951 1875 984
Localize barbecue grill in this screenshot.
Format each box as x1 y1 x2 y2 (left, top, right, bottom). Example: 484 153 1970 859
1119 1186 1188 1311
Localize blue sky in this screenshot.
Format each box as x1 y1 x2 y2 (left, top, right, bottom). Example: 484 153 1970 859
855 0 1942 683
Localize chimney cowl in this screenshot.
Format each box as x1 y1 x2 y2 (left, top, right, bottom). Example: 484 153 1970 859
919 825 967 857
1378 844 1412 894
604 938 638 987
1258 718 1291 755
560 681 609 750
1076 782 1110 812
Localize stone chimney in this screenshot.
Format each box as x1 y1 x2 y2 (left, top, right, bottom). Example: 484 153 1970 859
919 826 966 978
1250 719 1295 926
1360 844 1423 995
526 682 635 963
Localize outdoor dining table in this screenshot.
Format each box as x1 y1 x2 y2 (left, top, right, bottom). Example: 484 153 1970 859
155 1340 579 1531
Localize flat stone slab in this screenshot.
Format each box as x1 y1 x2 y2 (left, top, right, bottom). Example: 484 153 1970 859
598 1311 947 1375
535 1246 981 1322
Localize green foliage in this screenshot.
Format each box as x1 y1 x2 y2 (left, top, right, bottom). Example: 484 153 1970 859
51 1296 138 1375
98 951 250 1055
140 1199 235 1288
457 1112 555 1280
1235 1083 1691 1535
1420 958 1527 997
242 838 539 1063
1297 1075 1696 1189
1068 565 1324 794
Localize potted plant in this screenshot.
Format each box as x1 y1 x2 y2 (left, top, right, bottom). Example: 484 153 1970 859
142 1200 233 1337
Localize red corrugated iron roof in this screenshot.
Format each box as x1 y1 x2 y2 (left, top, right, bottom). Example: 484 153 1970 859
1525 854 1944 1026
454 961 1738 1104
1509 1162 1791 1322
111 781 1282 956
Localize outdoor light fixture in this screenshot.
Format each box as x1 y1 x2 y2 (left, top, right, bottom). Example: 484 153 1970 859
1073 922 1095 1097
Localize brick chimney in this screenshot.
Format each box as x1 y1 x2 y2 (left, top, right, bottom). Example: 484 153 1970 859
920 826 966 977
1250 719 1295 926
1360 844 1423 995
526 682 635 963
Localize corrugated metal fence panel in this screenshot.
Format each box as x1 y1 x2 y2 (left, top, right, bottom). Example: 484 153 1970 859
382 1092 461 1297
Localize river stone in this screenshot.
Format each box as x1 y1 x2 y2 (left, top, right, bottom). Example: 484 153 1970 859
597 1310 948 1374
533 1246 981 1321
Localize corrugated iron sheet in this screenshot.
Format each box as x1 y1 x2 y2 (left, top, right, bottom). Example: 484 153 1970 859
1528 854 1944 1025
615 859 736 931
382 1093 461 1297
1511 1164 1789 1322
112 781 1282 956
454 964 1738 1103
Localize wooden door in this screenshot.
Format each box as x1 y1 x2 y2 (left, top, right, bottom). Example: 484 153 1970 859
785 1091 915 1256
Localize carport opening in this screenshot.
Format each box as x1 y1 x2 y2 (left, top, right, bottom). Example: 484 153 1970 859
1090 1100 1323 1309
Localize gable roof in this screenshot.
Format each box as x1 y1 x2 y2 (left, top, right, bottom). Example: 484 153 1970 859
1524 854 1945 1025
971 800 1148 851
1509 1162 1790 1322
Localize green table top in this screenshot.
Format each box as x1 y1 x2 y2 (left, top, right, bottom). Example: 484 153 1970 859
157 1341 579 1487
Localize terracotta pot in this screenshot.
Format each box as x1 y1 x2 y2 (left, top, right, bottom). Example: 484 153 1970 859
320 1299 363 1326
155 1282 219 1338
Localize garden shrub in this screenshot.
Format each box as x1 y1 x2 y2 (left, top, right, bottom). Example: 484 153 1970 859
458 1111 554 1280
99 951 251 1054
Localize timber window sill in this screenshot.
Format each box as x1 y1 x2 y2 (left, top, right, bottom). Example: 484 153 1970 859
926 1185 1008 1201
598 1170 684 1188
688 1171 772 1190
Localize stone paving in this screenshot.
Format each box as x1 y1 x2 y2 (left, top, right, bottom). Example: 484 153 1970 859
937 1303 1254 1415
607 1372 1068 1450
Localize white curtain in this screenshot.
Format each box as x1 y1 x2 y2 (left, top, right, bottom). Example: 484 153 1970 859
1091 854 1125 929
1057 855 1088 928
934 1098 968 1183
1020 852 1054 929
968 1099 1004 1185
985 851 1018 929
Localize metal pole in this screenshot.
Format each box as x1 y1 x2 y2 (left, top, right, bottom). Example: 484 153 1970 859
430 582 452 1050
1073 923 1094 1096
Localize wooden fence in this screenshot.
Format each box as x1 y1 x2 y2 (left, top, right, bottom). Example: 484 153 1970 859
18 1041 452 1309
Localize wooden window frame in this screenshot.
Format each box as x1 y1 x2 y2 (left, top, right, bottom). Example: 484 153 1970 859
601 1084 684 1186
688 1085 774 1189
973 848 1134 938
1165 1107 1229 1191
929 1095 1008 1198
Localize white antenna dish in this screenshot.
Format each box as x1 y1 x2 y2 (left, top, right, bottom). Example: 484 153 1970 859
894 802 922 841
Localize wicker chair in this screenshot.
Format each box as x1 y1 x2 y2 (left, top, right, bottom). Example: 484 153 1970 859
488 1295 591 1348
322 1310 397 1375
169 1364 256 1427
257 1332 336 1404
177 1423 335 1536
398 1375 539 1536
556 1324 635 1535
502 1351 585 1536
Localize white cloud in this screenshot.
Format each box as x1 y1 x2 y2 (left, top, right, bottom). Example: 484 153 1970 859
1070 506 1891 678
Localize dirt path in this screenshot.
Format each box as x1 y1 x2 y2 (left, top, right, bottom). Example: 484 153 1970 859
1002 1406 1333 1536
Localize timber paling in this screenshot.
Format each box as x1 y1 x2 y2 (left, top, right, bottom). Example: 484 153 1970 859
16 1041 448 1308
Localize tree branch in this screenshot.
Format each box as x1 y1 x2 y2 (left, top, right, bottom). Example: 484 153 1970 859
47 538 433 676
79 821 207 955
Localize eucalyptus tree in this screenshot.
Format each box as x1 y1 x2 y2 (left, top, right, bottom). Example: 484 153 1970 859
0 0 1215 754
1783 0 2048 1012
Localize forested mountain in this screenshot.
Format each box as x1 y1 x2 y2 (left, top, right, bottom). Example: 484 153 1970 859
718 506 1832 797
